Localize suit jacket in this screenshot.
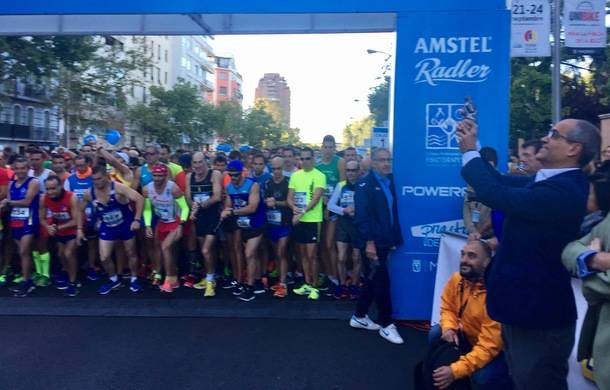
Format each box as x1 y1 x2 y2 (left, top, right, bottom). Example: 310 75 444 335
462 157 588 328
354 171 403 249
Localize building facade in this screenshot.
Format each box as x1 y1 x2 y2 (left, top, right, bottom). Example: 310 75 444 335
0 80 60 152
254 73 291 128
211 55 243 106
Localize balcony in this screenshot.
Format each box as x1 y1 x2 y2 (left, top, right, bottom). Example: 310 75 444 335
202 78 215 92
0 123 59 143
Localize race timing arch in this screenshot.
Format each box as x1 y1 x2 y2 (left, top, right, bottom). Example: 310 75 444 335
0 0 510 320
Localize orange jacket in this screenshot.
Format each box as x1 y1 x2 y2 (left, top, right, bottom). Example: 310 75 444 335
440 273 503 379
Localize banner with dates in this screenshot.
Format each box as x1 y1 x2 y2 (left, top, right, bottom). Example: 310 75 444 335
511 0 551 57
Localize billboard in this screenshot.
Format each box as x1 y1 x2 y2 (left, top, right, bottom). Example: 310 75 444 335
510 0 551 57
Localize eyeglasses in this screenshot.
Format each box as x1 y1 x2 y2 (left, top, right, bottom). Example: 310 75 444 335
346 168 359 172
547 128 581 144
271 167 283 171
300 157 312 161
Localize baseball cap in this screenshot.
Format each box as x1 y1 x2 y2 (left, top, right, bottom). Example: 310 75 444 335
227 159 244 173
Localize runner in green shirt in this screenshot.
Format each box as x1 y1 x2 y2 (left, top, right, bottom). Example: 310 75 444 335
288 147 326 300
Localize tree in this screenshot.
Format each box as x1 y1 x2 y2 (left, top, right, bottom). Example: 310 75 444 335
368 76 390 126
342 116 375 146
128 82 214 146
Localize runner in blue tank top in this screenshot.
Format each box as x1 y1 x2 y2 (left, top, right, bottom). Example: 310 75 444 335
221 160 265 302
0 158 40 297
77 165 144 295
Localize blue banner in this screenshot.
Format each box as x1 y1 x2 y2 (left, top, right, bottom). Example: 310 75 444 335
390 10 511 319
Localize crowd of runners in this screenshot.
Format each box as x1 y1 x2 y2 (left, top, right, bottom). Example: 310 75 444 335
0 135 371 302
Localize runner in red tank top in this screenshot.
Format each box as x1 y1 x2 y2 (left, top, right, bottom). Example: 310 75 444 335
39 176 80 296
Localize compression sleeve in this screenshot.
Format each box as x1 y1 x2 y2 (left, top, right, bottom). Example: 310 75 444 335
143 198 153 227
176 196 189 223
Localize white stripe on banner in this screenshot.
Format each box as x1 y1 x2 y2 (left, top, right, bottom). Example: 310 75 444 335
432 234 597 389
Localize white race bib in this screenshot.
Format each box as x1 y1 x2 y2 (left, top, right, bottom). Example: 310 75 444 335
294 192 307 211
472 209 480 224
266 210 282 225
11 207 30 219
237 216 251 229
194 193 210 203
340 190 355 208
102 209 124 227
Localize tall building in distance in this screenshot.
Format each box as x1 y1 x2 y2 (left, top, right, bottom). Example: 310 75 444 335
170 36 216 103
255 73 291 128
211 55 243 106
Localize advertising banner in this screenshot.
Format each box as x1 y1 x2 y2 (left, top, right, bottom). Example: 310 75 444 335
390 10 510 319
510 0 551 57
564 0 607 54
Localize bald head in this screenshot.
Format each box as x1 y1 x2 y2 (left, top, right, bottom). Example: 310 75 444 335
271 156 284 179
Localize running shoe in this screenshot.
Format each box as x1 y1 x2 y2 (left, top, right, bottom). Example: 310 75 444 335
349 285 361 300
13 281 35 297
220 278 235 289
86 268 101 281
182 274 196 288
12 274 24 284
97 279 122 295
159 280 175 293
232 283 244 296
129 279 144 293
0 274 7 287
204 280 216 297
307 288 320 301
273 283 288 298
349 315 381 331
379 324 404 345
237 286 255 302
270 282 281 292
151 272 163 287
55 279 69 290
293 284 312 296
333 285 350 300
193 279 207 290
315 275 330 291
253 279 266 294
33 275 51 287
64 283 79 297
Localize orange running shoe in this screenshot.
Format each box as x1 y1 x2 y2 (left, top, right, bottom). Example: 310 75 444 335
273 283 288 298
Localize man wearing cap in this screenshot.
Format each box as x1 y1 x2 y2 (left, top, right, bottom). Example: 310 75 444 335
143 164 190 293
221 159 266 302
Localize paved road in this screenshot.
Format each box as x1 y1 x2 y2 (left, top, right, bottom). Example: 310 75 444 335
2 316 426 390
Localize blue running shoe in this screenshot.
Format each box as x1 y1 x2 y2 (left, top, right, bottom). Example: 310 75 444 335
64 283 79 297
86 268 100 281
129 279 143 293
97 279 122 295
55 279 69 290
13 280 35 297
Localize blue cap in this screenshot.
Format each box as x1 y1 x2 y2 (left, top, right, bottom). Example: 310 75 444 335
227 159 244 173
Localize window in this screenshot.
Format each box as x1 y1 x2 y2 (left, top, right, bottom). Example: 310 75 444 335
44 110 50 129
150 67 154 81
130 84 135 97
150 41 154 58
219 72 228 80
13 105 21 125
156 67 161 84
142 87 147 104
143 68 147 78
157 45 161 60
164 49 168 62
164 72 168 84
27 107 34 126
181 57 187 68
219 87 227 96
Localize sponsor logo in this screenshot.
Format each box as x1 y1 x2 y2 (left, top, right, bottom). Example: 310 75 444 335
524 30 537 42
411 219 467 239
414 36 492 87
402 186 466 197
426 103 463 150
569 1 600 21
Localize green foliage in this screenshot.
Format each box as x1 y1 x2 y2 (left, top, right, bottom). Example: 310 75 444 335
343 116 375 147
368 76 390 126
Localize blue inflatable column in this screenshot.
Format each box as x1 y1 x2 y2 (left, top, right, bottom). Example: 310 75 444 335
389 9 511 320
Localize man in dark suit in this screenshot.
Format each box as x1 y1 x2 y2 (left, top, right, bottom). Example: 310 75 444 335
349 148 404 344
457 119 601 389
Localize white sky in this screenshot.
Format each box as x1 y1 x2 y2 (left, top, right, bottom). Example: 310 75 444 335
213 33 395 144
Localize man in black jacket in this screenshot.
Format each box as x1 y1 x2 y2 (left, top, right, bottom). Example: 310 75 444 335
457 119 600 389
349 148 404 344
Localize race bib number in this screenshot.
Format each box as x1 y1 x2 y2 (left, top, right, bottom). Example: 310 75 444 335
102 209 124 227
155 203 174 222
294 192 307 211
74 189 86 200
237 216 251 229
11 207 30 219
325 184 335 197
53 211 71 221
472 209 481 224
266 210 282 225
194 193 210 204
340 191 355 208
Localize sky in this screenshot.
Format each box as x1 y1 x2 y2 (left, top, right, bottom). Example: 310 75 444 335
213 33 395 144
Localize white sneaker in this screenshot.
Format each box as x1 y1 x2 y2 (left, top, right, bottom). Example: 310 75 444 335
379 324 404 344
349 315 381 331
